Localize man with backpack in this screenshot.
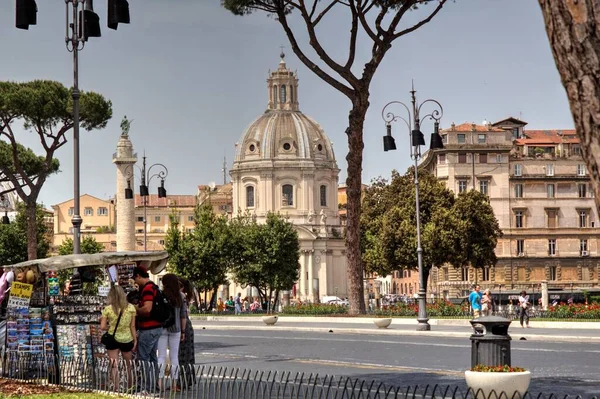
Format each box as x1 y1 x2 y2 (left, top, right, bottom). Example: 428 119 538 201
133 265 168 394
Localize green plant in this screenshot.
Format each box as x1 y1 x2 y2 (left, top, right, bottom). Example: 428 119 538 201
471 364 526 373
282 304 348 315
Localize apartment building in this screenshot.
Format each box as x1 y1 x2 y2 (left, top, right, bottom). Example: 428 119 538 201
422 117 599 299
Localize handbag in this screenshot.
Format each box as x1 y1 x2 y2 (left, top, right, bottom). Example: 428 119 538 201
101 309 123 347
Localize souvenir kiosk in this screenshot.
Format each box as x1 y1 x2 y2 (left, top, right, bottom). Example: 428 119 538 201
0 251 168 387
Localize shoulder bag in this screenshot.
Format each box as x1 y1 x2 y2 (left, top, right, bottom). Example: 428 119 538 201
101 309 123 347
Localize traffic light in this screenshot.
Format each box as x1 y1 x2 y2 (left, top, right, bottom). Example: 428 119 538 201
78 0 101 41
108 0 130 30
15 0 37 30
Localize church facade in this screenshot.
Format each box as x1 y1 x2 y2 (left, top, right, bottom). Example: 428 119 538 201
223 54 348 302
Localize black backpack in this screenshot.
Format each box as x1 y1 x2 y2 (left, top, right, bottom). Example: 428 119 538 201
148 282 175 328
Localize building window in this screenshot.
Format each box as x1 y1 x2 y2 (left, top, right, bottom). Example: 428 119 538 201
97 207 108 216
441 134 447 144
458 180 467 194
514 164 522 176
577 164 586 176
512 127 519 139
572 145 581 156
273 85 278 104
479 153 487 163
158 239 165 245
547 209 558 228
546 164 554 176
187 215 194 222
550 266 558 280
517 239 525 256
478 134 486 144
290 85 294 103
579 210 588 228
461 267 469 281
515 211 524 228
580 239 588 255
84 207 93 216
320 185 327 207
496 154 503 163
514 184 523 198
547 184 555 198
438 154 446 164
479 180 489 196
548 239 556 256
137 216 144 222
578 183 587 198
154 216 161 222
282 184 294 206
482 267 490 281
457 134 466 144
458 153 467 164
68 207 74 216
280 85 287 103
246 186 255 208
443 267 449 281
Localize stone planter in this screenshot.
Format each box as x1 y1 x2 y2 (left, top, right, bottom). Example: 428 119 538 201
373 318 392 329
262 315 278 325
465 370 531 398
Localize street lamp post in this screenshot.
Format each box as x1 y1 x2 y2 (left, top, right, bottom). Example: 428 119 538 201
124 154 168 252
381 85 444 331
16 0 131 254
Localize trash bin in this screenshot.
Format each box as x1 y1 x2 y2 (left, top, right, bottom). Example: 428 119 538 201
470 316 512 368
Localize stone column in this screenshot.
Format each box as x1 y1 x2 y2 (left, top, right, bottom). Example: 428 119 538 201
113 133 137 252
299 251 306 299
307 250 314 302
541 281 548 310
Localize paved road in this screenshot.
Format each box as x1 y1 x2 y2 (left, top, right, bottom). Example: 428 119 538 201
192 324 600 397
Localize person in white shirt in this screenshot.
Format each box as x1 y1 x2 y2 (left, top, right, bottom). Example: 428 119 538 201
518 290 530 328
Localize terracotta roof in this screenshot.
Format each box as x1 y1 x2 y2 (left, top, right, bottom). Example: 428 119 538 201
441 123 504 133
134 194 197 207
515 129 579 145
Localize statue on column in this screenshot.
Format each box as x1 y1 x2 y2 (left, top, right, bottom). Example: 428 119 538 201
319 209 328 237
307 210 316 224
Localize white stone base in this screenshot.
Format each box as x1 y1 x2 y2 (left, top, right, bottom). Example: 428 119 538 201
464 370 531 398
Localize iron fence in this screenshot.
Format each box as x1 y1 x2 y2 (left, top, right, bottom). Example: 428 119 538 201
0 354 597 399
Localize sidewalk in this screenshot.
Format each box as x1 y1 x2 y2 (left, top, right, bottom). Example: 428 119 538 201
190 315 600 343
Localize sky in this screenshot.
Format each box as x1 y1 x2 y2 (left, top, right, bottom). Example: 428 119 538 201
0 0 574 208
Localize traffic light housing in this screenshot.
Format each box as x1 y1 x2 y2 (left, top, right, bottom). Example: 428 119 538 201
78 0 102 41
108 0 130 30
15 0 37 30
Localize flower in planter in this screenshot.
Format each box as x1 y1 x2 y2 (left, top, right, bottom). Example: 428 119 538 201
471 364 526 373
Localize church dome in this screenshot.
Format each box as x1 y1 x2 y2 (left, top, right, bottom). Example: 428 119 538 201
233 53 337 167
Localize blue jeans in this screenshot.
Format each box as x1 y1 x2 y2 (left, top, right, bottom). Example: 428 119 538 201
137 328 162 392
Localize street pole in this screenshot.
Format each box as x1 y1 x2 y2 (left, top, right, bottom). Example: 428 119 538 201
411 88 429 331
69 0 83 254
381 85 443 332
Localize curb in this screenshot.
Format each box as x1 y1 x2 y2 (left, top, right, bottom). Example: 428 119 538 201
191 322 599 343
189 315 600 330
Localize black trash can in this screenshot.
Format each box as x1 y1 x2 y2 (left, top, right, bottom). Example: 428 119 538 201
470 316 512 368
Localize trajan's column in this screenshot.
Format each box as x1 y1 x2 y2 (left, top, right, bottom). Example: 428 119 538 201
113 117 137 251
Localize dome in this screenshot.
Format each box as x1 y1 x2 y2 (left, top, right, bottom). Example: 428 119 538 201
233 52 337 168
234 111 336 164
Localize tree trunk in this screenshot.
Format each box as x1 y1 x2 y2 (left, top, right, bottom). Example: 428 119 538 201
538 1 600 211
25 201 38 260
272 289 280 313
346 101 369 315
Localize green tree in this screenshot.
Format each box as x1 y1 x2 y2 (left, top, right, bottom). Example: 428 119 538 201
222 0 449 314
0 80 112 260
361 168 501 292
170 203 230 310
0 203 50 266
164 209 185 274
56 235 105 295
229 213 300 312
56 235 105 256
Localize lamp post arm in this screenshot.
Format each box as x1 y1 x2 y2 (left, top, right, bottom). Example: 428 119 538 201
416 99 444 125
146 164 169 186
381 101 412 132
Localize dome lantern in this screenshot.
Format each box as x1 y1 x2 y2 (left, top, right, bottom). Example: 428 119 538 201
267 50 299 112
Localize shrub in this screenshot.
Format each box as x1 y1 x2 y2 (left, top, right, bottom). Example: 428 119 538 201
471 364 526 372
545 303 600 319
375 300 467 317
282 304 348 315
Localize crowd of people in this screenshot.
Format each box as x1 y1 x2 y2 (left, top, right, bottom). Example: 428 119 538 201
99 266 196 394
216 294 263 314
469 284 532 328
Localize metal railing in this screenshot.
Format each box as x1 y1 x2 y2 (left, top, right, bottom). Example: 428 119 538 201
0 354 597 399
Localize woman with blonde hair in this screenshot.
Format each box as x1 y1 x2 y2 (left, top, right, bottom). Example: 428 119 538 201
100 285 137 391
